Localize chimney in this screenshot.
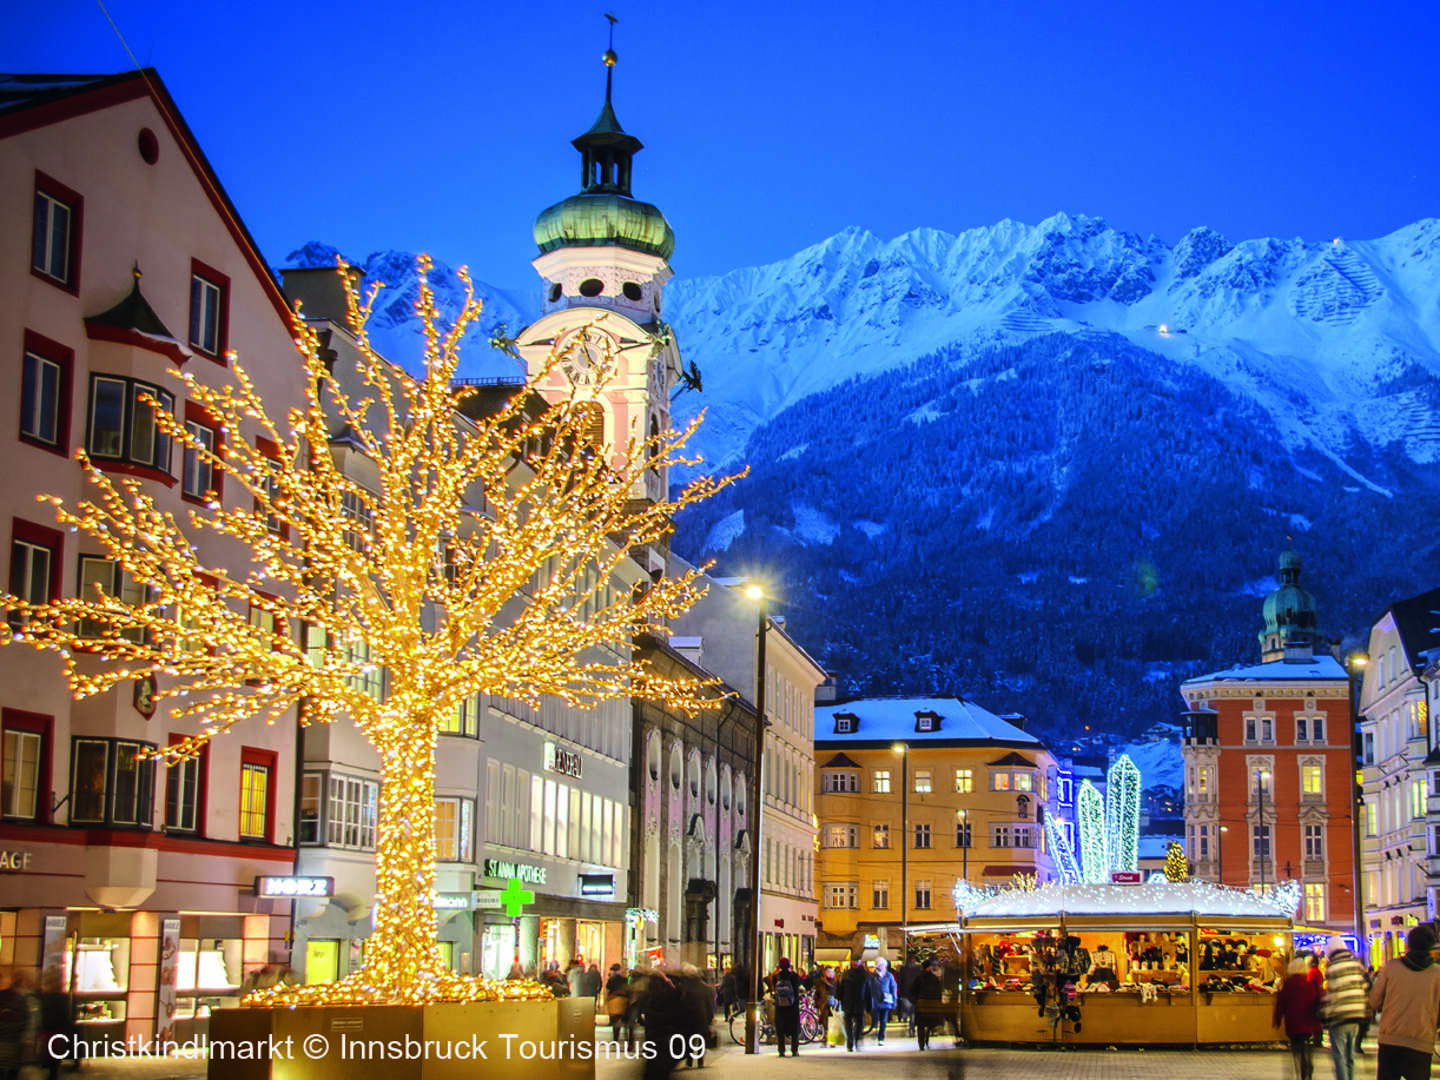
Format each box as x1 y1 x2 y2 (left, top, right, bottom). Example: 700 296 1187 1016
281 264 365 327
1000 712 1027 732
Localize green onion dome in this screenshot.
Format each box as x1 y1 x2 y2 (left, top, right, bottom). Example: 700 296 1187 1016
533 193 675 260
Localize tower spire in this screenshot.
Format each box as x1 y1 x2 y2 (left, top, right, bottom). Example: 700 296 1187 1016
603 13 618 104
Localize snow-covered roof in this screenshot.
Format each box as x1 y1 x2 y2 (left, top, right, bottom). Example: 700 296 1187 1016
1138 835 1182 860
815 696 1041 747
962 880 1295 920
1183 654 1348 686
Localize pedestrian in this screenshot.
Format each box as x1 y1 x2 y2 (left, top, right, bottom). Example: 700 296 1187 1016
585 961 603 1004
677 964 714 1068
719 964 738 1021
1369 924 1440 1080
507 959 526 980
897 953 921 1036
769 957 802 1057
37 968 71 1080
837 959 868 1052
566 959 586 998
0 968 28 1080
812 965 835 1044
1274 956 1322 1080
604 964 630 1042
866 957 898 1044
1320 943 1369 1080
913 959 945 1051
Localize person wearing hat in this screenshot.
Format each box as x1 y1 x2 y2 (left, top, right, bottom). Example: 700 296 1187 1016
1369 923 1440 1079
1320 943 1370 1080
866 957 899 1044
769 957 803 1057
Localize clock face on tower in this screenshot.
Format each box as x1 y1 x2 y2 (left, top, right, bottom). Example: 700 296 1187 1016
558 330 605 387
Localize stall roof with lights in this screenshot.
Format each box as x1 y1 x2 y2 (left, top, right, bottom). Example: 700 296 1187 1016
965 881 1294 919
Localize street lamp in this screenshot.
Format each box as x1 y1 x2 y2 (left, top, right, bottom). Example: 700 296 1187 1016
957 808 969 884
892 743 908 957
1347 650 1370 966
1218 825 1228 886
1257 769 1271 891
743 583 768 1055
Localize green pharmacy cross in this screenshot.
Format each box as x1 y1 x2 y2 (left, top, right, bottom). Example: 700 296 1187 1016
501 877 535 917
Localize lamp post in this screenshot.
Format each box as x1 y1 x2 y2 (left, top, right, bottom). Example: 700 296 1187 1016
958 808 969 884
892 743 908 957
1257 769 1271 892
1218 825 1228 886
1347 651 1370 965
743 584 768 1055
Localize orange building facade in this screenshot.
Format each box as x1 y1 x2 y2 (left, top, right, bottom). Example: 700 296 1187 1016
1180 551 1356 937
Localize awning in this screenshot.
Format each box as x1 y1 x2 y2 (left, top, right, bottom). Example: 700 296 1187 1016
982 864 1031 877
813 948 851 964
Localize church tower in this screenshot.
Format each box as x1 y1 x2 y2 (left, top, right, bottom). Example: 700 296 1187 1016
515 30 681 505
1258 548 1323 662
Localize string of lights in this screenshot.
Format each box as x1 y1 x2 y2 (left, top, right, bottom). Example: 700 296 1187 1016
0 257 741 1006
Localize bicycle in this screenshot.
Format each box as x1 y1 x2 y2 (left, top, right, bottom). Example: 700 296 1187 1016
728 996 824 1045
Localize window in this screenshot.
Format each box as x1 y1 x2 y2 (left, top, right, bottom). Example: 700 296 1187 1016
19 330 73 454
992 823 1012 848
1252 824 1272 859
327 774 378 850
87 375 174 473
914 823 931 849
9 520 62 630
1189 824 1210 859
1301 764 1323 798
299 773 323 844
32 172 82 292
915 711 938 732
70 737 155 826
954 769 973 794
833 714 856 734
442 692 480 736
435 796 474 861
913 769 932 794
991 771 1012 791
345 640 385 700
872 823 890 849
956 819 972 848
914 879 932 910
823 823 858 848
2 711 49 821
188 260 229 360
1363 733 1375 766
1366 801 1377 837
76 555 147 641
239 750 274 840
164 738 205 834
821 771 858 793
1245 718 1256 742
1311 716 1324 742
1015 772 1034 792
872 770 891 794
823 883 857 909
181 407 221 503
871 880 889 909
1014 824 1035 849
1304 883 1325 923
248 599 286 652
1304 824 1323 860
1414 779 1427 820
1262 717 1273 741
1197 766 1211 795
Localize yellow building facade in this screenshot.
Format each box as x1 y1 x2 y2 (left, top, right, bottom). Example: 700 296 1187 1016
813 697 1056 962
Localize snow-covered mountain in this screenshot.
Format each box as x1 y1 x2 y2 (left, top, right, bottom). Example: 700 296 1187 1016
664 214 1440 481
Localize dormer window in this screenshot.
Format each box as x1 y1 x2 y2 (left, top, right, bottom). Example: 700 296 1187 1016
915 711 941 733
833 712 858 735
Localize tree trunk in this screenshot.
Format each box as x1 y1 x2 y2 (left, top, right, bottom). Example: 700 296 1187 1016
363 721 445 999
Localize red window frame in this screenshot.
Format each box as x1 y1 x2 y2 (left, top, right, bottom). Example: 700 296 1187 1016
10 518 64 607
239 746 277 842
1 708 54 823
19 330 74 457
31 171 83 296
163 732 209 836
188 257 230 363
180 400 224 506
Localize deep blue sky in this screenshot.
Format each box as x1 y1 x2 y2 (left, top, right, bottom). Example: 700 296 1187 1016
8 0 1439 287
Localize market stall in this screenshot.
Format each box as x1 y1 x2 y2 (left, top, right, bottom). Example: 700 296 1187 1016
958 880 1297 1047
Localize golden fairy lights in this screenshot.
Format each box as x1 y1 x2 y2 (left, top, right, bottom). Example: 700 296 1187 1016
1 256 741 1006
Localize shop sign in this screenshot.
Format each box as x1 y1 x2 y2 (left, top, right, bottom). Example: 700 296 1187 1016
474 889 504 910
483 858 547 885
254 875 334 898
133 674 158 719
862 934 881 949
579 873 615 897
0 850 33 871
433 893 473 911
544 741 583 780
1110 871 1143 885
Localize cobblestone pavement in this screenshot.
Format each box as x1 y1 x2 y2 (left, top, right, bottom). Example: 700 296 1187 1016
22 1033 1382 1080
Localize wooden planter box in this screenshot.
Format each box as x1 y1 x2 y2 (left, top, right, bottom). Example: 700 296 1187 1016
207 998 594 1080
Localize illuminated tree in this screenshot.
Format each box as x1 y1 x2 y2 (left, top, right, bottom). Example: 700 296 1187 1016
1165 841 1188 883
1076 779 1108 883
1 258 738 1005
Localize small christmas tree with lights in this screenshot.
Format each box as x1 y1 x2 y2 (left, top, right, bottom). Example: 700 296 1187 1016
1165 841 1188 882
2 258 738 1006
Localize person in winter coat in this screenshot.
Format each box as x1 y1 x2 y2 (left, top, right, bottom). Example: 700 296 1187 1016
811 966 835 1038
912 959 946 1051
1320 945 1370 1080
866 957 898 1044
1369 923 1440 1080
604 965 631 1042
897 954 922 1036
0 968 29 1080
585 962 603 1003
837 960 868 1052
768 958 803 1057
1274 957 1323 1080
